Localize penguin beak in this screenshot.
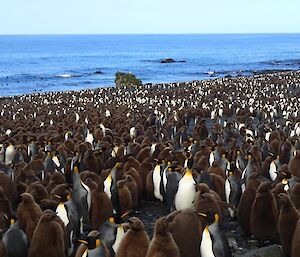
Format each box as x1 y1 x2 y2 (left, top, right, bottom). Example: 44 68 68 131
197 212 208 218
78 240 88 245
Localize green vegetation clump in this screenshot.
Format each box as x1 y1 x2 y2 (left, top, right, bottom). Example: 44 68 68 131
115 72 143 89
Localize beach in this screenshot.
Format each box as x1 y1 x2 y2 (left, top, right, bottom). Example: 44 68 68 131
0 70 300 257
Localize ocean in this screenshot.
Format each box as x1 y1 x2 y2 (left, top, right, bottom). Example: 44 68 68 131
0 34 300 96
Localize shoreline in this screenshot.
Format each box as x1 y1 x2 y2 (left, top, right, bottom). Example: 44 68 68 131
1 69 299 100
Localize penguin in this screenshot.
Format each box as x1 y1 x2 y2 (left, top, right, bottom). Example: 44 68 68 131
90 180 113 230
117 180 133 215
99 218 128 256
2 219 28 257
174 167 196 210
29 210 66 257
235 150 246 171
116 217 150 257
225 166 241 218
290 151 300 178
163 164 182 212
76 230 110 257
0 239 7 257
56 196 80 257
169 210 202 257
5 143 15 166
237 185 257 236
146 216 180 257
152 161 165 202
277 193 300 257
200 212 232 257
241 153 258 192
16 193 42 240
291 219 300 257
290 182 300 209
269 155 280 181
82 149 98 173
104 165 122 221
250 182 279 241
28 141 38 161
72 165 91 228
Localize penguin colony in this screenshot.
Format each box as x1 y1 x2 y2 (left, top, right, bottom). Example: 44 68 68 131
0 70 299 257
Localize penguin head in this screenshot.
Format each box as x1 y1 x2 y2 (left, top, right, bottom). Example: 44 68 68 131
196 210 216 225
257 181 272 194
277 193 293 209
154 216 174 235
86 230 102 250
39 209 58 223
128 217 145 232
21 192 35 204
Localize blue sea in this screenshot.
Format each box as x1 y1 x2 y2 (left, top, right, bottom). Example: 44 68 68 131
0 34 300 96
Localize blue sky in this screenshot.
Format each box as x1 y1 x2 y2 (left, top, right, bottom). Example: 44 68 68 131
1 0 299 34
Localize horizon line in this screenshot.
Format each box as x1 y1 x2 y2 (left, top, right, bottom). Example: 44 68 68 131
1 32 300 36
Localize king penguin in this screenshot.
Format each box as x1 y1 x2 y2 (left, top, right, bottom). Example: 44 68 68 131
200 212 232 257
174 167 196 210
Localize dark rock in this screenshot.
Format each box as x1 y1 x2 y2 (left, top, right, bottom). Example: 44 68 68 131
94 71 103 74
160 58 176 63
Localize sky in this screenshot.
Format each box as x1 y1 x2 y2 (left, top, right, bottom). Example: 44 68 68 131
1 0 299 34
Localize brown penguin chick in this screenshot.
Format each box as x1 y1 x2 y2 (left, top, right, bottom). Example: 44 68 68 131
0 172 18 203
193 192 222 223
250 145 262 164
82 149 99 173
272 183 288 210
49 172 67 185
138 160 153 193
0 187 13 218
278 193 300 257
17 192 43 240
29 210 66 257
290 151 300 178
117 180 133 214
289 182 300 210
292 219 300 257
238 186 257 236
250 182 279 241
90 180 113 230
208 162 225 179
25 181 49 204
124 156 141 172
196 183 222 201
0 239 7 257
169 210 202 257
209 173 226 200
126 167 143 198
145 169 155 200
135 147 151 164
146 216 180 257
81 171 101 185
116 217 150 257
122 175 139 209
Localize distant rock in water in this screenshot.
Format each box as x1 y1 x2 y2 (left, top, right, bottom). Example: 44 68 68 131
94 70 103 74
160 58 186 64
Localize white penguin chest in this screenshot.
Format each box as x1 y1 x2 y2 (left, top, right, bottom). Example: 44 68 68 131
200 228 215 257
269 162 277 181
112 226 125 253
175 176 196 210
153 165 163 201
104 176 112 199
56 204 69 226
